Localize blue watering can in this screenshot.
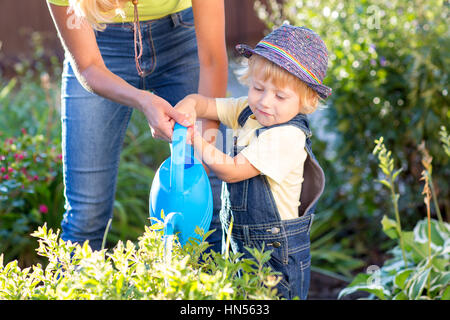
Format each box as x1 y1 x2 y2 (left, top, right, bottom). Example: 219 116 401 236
149 123 213 246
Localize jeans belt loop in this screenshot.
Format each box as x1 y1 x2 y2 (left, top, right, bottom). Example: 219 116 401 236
171 12 180 27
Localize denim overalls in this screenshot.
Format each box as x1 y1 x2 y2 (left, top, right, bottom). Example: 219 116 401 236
219 106 325 300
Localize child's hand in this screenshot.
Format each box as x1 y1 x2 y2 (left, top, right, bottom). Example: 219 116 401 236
174 96 197 127
184 123 202 146
174 96 198 144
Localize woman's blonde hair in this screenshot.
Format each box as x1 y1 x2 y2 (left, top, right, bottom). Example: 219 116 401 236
238 54 320 114
68 0 127 30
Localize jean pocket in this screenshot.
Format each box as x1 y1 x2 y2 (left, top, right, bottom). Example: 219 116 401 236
275 249 311 300
178 8 195 28
228 179 249 212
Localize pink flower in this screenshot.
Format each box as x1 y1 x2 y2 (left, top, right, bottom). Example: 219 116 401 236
21 128 27 135
39 204 48 214
0 167 5 173
3 174 9 180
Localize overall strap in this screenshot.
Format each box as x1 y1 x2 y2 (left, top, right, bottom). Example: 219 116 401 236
237 106 254 128
256 113 312 139
236 106 312 140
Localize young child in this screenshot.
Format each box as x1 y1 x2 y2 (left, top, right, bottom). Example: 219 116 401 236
175 25 331 299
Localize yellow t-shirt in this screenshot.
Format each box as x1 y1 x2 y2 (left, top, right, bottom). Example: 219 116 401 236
47 0 192 22
216 96 308 220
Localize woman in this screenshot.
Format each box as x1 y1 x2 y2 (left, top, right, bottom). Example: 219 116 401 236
46 0 227 251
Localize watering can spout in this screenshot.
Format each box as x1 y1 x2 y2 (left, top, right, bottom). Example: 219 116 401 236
164 212 183 236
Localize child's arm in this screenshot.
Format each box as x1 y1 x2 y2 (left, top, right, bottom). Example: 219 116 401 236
174 94 220 122
192 131 260 183
176 94 260 183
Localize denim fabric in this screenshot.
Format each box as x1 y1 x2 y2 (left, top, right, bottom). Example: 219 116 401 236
60 7 223 250
220 108 325 300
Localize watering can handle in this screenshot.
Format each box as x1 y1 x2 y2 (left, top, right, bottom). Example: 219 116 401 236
170 123 187 193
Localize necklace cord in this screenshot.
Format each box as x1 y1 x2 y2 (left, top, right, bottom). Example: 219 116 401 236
132 0 144 77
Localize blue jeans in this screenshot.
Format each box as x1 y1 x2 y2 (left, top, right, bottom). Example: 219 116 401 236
60 7 222 251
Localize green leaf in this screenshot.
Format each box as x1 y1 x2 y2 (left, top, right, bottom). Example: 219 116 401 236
393 291 408 300
407 267 431 300
403 231 428 262
392 168 403 181
413 218 448 249
0 77 17 101
394 269 414 290
381 215 398 239
442 285 450 300
430 271 450 291
338 272 388 300
376 179 392 189
115 273 124 295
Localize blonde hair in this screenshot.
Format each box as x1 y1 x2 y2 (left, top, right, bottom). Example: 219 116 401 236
68 0 127 30
239 54 320 114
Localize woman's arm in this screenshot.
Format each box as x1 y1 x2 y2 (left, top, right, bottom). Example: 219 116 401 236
46 2 190 141
192 0 228 98
191 0 228 148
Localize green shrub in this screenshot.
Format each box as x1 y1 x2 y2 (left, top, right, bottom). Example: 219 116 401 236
0 130 63 266
0 224 280 300
339 218 449 300
339 130 450 300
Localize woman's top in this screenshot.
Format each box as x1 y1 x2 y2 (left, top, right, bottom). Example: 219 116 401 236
216 96 308 220
47 0 192 22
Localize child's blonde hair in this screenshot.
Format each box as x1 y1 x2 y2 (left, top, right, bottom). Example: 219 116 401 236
239 54 320 114
68 0 127 30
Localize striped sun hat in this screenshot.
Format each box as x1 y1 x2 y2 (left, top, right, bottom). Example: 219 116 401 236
236 25 332 99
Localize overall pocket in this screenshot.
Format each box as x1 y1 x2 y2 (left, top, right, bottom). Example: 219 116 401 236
227 179 249 212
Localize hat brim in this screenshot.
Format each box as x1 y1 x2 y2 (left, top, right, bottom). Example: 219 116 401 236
235 43 332 99
235 44 255 59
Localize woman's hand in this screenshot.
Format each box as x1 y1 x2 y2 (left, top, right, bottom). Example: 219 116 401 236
138 91 192 142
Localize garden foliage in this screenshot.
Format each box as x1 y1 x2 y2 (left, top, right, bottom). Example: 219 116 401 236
0 130 62 266
339 132 449 300
0 225 280 300
0 38 64 266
